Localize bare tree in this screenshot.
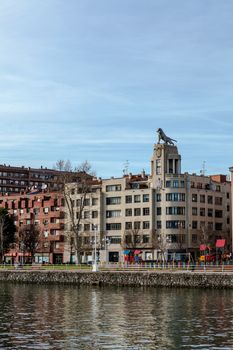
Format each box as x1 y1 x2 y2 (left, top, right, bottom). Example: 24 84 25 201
197 224 215 250
18 224 40 263
121 227 143 250
154 231 170 262
54 160 95 264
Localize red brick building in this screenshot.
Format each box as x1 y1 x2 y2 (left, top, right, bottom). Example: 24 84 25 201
0 164 65 195
0 191 65 264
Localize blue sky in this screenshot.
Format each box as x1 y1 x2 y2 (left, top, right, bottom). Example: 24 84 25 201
0 0 233 178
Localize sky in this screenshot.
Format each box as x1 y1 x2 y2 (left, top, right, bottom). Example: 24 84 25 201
0 0 233 178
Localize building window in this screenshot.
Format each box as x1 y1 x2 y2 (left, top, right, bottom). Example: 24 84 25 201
215 197 222 205
106 184 121 192
134 235 141 244
166 181 171 188
215 210 223 218
92 198 98 206
106 223 122 230
166 221 185 229
166 207 185 215
143 235 149 243
84 224 90 231
84 198 90 206
143 207 150 216
173 180 179 188
157 207 162 215
156 194 161 202
143 194 149 202
125 195 132 203
200 208 205 216
215 223 222 231
84 236 90 245
180 181 185 188
134 208 141 216
192 234 197 243
207 196 213 204
192 194 197 202
34 208 40 215
92 211 98 218
134 195 141 203
192 221 198 229
134 221 141 230
84 211 90 219
166 234 181 243
109 236 121 244
208 209 213 217
156 159 161 175
166 193 185 201
125 208 132 216
106 197 121 205
192 207 197 216
125 235 132 244
200 195 205 203
157 221 162 229
125 222 132 230
143 221 150 229
106 210 121 218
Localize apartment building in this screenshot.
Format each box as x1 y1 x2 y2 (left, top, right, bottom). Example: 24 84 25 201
230 166 233 244
0 164 65 194
67 133 231 263
0 192 65 264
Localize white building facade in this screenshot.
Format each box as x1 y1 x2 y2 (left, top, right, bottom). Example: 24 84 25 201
65 135 231 263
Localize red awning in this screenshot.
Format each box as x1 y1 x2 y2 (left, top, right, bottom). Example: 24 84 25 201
134 250 142 255
216 239 226 248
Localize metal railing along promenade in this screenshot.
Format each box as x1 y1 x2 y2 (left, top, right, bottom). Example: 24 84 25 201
1 261 233 273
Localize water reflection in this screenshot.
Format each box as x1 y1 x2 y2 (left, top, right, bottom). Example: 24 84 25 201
0 283 233 349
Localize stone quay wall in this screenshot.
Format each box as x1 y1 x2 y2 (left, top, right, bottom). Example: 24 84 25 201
1 270 233 288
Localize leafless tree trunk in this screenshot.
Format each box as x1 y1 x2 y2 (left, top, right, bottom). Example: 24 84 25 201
18 224 40 263
154 231 170 262
121 228 143 250
55 160 95 264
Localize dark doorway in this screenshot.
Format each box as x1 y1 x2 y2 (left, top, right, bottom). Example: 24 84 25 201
108 251 119 263
53 254 63 264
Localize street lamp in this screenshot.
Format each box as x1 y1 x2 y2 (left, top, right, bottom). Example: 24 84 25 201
92 225 98 272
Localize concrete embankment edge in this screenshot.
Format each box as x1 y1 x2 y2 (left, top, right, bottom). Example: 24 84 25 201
1 270 233 288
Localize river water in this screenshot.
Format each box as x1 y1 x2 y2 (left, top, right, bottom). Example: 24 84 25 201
0 283 233 349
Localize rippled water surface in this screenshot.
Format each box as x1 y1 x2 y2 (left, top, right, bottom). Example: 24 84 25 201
0 283 233 349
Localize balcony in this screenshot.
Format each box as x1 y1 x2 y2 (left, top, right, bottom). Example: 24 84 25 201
48 234 64 242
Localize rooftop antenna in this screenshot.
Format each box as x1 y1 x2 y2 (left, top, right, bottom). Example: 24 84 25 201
200 161 206 176
123 160 129 176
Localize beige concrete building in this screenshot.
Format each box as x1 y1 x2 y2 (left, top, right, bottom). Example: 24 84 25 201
66 133 231 263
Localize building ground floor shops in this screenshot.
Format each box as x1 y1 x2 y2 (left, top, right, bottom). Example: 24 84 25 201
67 248 156 264
4 251 64 265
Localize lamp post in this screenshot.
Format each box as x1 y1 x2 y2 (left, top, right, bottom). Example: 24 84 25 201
92 225 98 272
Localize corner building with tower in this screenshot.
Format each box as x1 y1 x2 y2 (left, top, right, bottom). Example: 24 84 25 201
68 132 231 264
